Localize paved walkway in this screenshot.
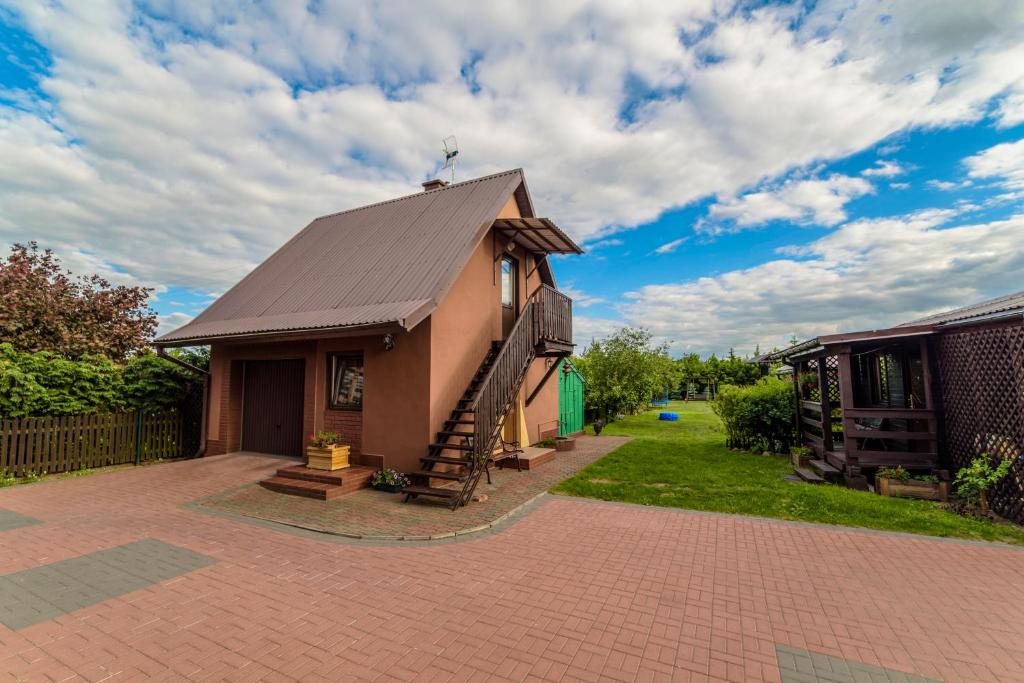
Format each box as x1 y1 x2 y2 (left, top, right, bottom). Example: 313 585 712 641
199 435 630 539
0 453 1023 681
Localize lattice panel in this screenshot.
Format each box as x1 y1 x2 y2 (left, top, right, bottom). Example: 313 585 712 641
801 359 821 402
824 355 841 406
935 323 1024 524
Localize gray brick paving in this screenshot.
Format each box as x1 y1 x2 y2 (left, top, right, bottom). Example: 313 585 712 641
0 507 40 532
776 644 942 683
0 538 214 630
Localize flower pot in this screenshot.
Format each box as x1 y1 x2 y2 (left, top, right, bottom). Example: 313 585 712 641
373 483 403 493
306 444 350 471
555 437 575 452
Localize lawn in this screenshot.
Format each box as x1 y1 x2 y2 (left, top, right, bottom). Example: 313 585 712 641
552 401 1024 546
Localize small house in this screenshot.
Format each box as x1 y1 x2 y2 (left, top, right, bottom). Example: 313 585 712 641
156 169 582 506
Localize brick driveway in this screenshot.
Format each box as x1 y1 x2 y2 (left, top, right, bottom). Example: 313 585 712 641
1 453 1023 682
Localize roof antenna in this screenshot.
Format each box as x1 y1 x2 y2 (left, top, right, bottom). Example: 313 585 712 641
442 135 459 183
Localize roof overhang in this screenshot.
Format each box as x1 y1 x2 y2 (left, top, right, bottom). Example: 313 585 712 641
492 218 584 255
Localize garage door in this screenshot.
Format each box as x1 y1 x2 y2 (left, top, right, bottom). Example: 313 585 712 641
241 359 305 457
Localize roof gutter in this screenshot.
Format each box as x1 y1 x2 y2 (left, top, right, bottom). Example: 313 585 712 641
155 347 209 460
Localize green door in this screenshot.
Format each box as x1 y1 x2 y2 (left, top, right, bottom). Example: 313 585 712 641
558 360 584 435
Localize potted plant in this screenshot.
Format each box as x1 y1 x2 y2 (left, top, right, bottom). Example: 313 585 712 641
306 431 350 471
555 436 576 451
875 465 950 501
953 454 1013 514
592 418 606 436
371 468 411 493
790 445 813 469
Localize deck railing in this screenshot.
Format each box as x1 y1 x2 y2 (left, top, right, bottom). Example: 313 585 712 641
534 284 572 345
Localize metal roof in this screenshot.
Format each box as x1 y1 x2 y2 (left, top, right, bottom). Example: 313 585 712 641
157 169 544 345
901 289 1024 327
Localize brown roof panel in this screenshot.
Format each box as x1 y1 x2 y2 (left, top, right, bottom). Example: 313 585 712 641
900 289 1024 327
157 169 529 345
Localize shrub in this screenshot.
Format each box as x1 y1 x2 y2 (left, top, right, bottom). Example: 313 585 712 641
0 344 200 418
876 465 910 482
712 376 795 453
954 454 1012 512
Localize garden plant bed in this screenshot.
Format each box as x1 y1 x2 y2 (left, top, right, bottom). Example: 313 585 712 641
552 401 1024 546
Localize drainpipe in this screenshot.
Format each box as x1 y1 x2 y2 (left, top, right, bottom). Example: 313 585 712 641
156 346 209 459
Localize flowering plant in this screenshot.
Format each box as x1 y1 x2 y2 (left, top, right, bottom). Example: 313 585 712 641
308 431 342 448
371 468 410 488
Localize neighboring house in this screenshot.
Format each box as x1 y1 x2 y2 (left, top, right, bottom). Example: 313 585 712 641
773 290 1024 524
156 169 582 506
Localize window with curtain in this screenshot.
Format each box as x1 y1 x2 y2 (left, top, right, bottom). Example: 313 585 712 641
328 353 364 410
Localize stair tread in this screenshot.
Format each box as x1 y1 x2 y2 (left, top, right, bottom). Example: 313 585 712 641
446 419 475 425
430 442 473 451
401 485 459 498
809 459 840 475
437 430 474 438
793 467 824 483
422 455 472 465
408 470 467 481
263 476 333 491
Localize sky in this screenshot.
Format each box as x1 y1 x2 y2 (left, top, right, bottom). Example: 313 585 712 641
1 0 1023 357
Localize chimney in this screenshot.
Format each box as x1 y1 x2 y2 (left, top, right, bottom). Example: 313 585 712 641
422 178 448 191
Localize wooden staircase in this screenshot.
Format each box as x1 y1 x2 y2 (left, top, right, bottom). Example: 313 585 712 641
402 285 573 510
792 457 842 485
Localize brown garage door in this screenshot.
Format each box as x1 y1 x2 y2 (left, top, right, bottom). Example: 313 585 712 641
241 359 305 457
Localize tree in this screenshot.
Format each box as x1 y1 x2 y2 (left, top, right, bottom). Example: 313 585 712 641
0 242 157 360
575 327 673 419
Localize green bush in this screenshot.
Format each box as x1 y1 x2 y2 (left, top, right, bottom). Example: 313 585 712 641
0 343 200 418
712 377 795 453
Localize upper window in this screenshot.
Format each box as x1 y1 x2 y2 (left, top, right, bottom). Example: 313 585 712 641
328 353 364 410
501 256 515 307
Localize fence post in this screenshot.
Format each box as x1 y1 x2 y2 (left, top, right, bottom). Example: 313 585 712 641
134 410 144 465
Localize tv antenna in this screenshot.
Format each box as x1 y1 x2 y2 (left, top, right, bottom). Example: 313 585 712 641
442 135 459 183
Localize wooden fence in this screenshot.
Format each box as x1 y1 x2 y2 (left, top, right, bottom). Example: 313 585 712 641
0 409 189 477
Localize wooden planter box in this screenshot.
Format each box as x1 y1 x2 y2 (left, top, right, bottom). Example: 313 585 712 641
876 476 949 502
790 448 813 469
306 444 351 471
555 437 576 452
373 483 403 493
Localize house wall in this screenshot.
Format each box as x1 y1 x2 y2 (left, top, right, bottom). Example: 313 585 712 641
428 193 562 447
204 322 432 472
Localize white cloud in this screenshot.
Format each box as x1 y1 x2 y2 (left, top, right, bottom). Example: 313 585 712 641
615 209 1024 355
706 174 873 231
0 1 1021 298
584 238 623 251
559 284 606 308
157 311 194 335
861 160 904 177
965 138 1024 189
890 182 910 190
654 237 689 254
927 179 972 191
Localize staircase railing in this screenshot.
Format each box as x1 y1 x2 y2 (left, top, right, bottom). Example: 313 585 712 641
470 286 572 462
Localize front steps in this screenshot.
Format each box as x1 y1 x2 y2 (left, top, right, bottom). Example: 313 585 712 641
792 458 841 485
259 464 375 500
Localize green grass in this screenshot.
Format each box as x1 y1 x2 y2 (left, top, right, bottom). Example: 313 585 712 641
553 401 1024 546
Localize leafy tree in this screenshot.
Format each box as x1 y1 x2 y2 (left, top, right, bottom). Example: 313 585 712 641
575 327 673 419
0 242 157 360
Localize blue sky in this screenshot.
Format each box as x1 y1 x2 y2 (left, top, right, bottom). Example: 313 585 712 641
1 1 1023 356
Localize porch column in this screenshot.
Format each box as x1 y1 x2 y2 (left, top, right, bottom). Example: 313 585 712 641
791 362 802 448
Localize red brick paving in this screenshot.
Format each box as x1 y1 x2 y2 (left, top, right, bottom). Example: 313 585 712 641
201 435 631 539
0 452 1022 681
